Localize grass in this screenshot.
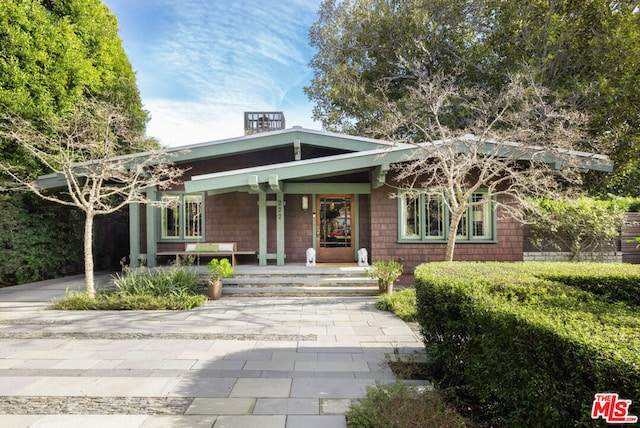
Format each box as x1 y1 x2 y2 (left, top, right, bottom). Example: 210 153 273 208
53 266 208 310
347 381 473 428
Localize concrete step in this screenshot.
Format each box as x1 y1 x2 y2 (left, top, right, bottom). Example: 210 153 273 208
205 264 380 297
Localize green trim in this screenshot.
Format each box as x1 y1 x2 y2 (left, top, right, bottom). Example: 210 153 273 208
284 183 370 194
157 192 205 242
397 190 498 244
129 202 140 268
258 192 267 266
146 187 158 267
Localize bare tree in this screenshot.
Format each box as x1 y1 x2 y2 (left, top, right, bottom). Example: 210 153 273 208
369 71 609 261
0 100 186 296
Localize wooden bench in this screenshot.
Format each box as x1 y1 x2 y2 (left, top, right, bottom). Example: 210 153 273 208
156 243 256 266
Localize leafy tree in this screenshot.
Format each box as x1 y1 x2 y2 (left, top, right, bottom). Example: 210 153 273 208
306 0 640 195
0 0 146 170
526 197 627 260
0 100 184 297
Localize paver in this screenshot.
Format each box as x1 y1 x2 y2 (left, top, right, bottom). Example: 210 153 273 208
0 276 424 427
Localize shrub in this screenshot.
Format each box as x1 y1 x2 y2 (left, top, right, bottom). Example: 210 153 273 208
54 266 207 310
53 290 207 310
414 262 640 427
113 266 200 296
0 193 83 286
526 197 626 260
347 381 471 428
377 288 417 321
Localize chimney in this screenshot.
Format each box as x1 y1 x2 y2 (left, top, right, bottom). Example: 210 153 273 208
244 112 285 135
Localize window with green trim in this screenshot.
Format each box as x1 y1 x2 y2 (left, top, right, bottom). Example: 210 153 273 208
399 190 494 242
160 194 203 240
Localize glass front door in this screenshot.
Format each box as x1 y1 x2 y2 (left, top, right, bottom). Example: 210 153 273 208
316 195 355 262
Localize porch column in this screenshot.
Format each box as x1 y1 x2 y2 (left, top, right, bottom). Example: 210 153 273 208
145 186 158 267
129 202 140 268
258 192 267 266
276 192 285 265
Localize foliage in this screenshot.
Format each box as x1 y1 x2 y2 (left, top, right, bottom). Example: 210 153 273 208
346 381 471 428
306 0 640 195
376 288 417 322
526 197 627 260
206 258 234 281
0 0 146 143
414 262 640 427
532 263 640 307
113 266 200 297
53 290 207 310
0 192 83 286
54 266 206 310
366 259 403 293
0 0 148 287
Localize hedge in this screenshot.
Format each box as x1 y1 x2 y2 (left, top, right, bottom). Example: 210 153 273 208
415 262 640 427
531 262 640 307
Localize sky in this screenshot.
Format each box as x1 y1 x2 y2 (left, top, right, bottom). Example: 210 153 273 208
101 0 324 147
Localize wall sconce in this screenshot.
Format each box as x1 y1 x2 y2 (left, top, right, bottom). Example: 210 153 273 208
301 195 309 210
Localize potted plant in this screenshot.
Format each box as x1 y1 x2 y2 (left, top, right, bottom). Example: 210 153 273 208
206 258 233 300
366 260 403 295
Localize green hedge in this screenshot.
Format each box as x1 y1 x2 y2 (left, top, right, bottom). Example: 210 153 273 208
530 262 640 306
415 262 640 427
0 193 83 286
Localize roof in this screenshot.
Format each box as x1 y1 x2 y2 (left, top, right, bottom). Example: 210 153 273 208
37 127 614 192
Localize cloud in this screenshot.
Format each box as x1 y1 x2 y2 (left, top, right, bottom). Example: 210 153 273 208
105 0 322 146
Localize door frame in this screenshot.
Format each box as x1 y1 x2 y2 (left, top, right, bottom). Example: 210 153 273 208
315 194 356 263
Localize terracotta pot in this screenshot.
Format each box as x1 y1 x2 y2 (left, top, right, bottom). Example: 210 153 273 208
207 279 223 300
379 280 393 295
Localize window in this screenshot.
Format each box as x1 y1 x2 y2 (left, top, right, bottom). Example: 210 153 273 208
161 194 203 240
399 190 494 242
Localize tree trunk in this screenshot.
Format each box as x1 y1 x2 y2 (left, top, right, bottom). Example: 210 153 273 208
445 210 464 262
84 212 96 297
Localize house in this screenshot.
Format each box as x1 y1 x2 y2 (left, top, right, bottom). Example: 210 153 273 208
114 125 612 274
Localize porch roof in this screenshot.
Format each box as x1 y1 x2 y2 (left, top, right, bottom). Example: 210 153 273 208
184 132 614 194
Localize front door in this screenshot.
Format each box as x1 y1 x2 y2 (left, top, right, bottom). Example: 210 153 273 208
316 195 355 262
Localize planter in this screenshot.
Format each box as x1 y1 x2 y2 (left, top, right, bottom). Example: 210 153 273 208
207 279 223 300
379 280 393 295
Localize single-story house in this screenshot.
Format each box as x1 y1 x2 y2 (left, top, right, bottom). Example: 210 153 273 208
124 127 613 273
37 125 614 274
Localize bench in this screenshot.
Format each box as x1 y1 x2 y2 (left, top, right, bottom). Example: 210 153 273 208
156 243 256 266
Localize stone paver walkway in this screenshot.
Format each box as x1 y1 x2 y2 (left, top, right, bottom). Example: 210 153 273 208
0 274 423 427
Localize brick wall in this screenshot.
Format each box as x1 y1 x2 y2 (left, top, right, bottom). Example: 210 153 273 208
369 187 523 277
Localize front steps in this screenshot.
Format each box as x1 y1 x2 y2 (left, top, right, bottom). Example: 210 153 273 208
201 264 380 297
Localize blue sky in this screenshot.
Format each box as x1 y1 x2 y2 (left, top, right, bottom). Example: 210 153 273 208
102 0 323 147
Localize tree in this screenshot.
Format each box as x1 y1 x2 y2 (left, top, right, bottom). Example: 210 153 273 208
526 197 627 261
0 0 147 169
0 0 149 285
370 71 603 261
306 0 640 195
0 100 185 297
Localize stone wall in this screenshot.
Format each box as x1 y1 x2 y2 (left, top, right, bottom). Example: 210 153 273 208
523 251 623 263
